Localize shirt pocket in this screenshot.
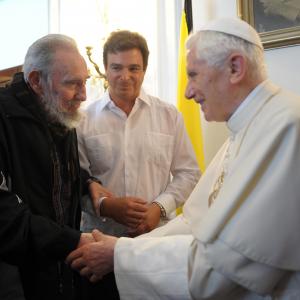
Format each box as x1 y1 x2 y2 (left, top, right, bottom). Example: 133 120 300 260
84 134 113 173
145 132 174 168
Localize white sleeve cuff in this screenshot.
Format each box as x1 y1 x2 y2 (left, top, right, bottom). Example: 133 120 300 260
115 235 194 300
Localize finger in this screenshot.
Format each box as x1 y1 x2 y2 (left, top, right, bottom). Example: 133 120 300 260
128 225 146 237
132 203 148 212
126 197 147 206
127 222 145 231
66 248 83 264
127 207 148 216
92 229 104 242
80 266 93 277
127 228 140 237
127 211 147 221
70 257 86 271
90 273 103 283
126 220 141 228
134 199 148 205
126 216 145 227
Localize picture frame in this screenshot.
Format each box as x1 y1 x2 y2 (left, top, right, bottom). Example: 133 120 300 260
237 0 300 49
0 65 22 88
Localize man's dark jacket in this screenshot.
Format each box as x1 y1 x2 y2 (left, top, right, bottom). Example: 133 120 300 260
0 74 84 300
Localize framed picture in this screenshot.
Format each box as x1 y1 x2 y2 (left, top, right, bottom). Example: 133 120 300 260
0 65 22 88
237 0 300 49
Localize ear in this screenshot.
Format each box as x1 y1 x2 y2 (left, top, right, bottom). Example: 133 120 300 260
27 71 44 96
228 53 246 84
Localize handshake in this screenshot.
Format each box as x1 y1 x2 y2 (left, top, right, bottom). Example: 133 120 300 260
66 182 164 282
66 230 118 282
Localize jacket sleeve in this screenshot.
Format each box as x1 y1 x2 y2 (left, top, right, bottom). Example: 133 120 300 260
0 178 81 266
0 115 81 266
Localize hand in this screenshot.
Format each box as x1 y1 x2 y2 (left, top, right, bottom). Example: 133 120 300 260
77 232 95 248
88 182 114 217
128 203 161 237
102 196 148 228
66 230 118 282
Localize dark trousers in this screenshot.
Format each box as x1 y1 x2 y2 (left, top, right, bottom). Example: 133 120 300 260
82 272 120 300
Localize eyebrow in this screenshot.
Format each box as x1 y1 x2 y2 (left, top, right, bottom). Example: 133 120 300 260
110 63 142 68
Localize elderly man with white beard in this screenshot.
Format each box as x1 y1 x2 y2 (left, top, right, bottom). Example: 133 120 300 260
0 34 100 300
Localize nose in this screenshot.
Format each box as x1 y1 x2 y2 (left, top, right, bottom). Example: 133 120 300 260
185 82 195 100
120 68 130 80
77 84 87 102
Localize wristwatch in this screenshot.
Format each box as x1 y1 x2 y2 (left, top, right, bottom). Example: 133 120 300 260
152 201 167 219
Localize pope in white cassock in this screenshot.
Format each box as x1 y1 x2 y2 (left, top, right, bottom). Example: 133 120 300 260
67 18 300 299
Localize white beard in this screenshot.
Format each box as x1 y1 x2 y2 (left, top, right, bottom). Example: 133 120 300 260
40 85 83 129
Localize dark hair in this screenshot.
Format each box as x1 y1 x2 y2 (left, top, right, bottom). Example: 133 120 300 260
103 30 149 71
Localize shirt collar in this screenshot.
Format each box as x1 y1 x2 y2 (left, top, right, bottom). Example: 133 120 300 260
102 87 151 111
227 80 280 135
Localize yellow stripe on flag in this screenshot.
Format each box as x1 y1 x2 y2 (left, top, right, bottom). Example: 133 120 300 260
177 11 205 173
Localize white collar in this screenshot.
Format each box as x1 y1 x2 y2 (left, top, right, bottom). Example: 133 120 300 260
227 80 280 135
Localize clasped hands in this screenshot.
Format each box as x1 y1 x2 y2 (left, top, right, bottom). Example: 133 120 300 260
67 230 117 282
89 182 161 236
68 182 163 282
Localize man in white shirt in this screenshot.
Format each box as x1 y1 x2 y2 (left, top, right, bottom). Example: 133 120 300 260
69 18 300 299
77 30 200 238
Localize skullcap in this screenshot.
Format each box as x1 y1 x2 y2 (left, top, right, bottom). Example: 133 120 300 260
200 17 263 49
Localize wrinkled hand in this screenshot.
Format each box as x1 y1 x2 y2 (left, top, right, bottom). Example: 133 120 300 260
128 203 161 237
88 182 114 217
102 196 148 228
77 232 96 248
66 230 117 282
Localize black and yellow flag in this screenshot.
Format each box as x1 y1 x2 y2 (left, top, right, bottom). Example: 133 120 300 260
177 0 205 172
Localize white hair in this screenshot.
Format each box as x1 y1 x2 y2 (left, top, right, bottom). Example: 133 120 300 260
23 34 79 82
23 34 83 129
186 30 267 81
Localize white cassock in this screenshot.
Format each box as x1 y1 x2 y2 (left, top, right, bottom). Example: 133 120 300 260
114 80 300 299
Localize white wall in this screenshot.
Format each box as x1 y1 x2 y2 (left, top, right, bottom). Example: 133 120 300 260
192 0 300 165
265 46 300 95
0 0 48 70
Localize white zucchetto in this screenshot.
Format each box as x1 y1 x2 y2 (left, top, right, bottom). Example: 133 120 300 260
200 17 263 49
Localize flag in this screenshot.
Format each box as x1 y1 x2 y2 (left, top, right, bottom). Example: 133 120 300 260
177 0 205 172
